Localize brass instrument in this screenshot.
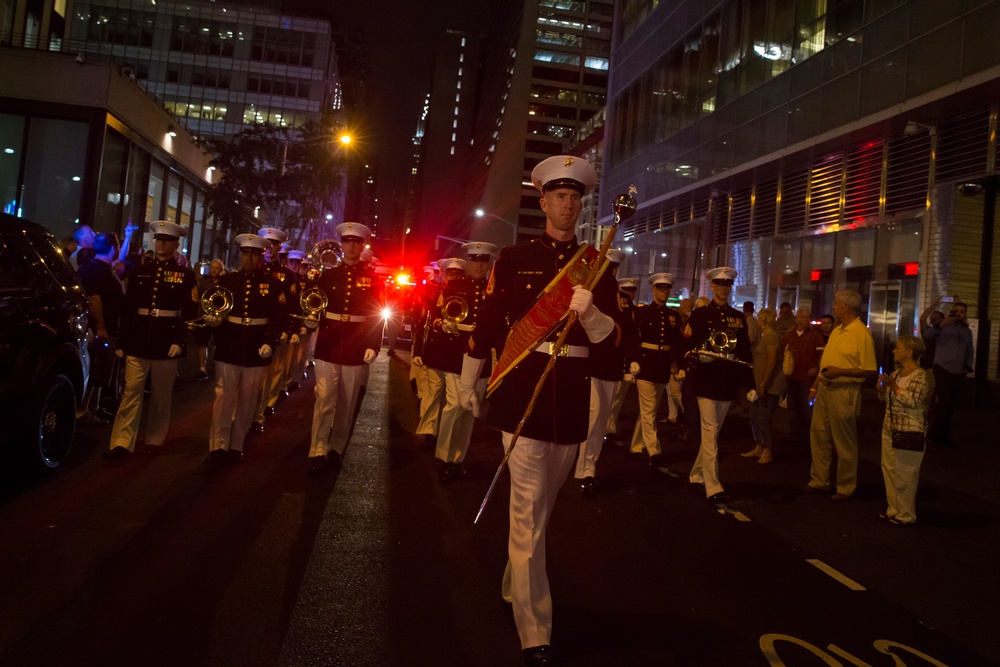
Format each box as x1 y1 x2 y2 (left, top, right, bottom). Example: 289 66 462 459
186 286 234 328
293 286 328 324
440 295 470 335
308 239 343 278
685 328 753 368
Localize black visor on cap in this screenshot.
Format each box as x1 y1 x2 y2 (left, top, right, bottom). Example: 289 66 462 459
241 246 264 254
341 235 364 243
153 233 178 241
542 178 585 194
653 282 672 289
468 254 490 262
712 278 734 285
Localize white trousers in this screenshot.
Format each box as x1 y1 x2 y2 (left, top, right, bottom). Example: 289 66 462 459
575 377 616 479
606 381 630 434
109 355 178 451
500 433 576 649
434 372 485 463
210 362 268 453
689 397 731 497
630 379 666 456
255 340 291 421
309 359 366 457
666 374 683 421
415 365 444 437
880 425 925 523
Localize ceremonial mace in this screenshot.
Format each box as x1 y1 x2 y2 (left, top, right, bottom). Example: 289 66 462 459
474 186 638 524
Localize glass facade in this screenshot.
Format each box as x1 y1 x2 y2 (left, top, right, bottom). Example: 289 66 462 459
604 0 1000 379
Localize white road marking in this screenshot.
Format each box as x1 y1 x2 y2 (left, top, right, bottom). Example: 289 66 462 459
806 558 867 591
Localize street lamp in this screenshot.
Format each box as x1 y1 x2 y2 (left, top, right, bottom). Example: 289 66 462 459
474 209 518 244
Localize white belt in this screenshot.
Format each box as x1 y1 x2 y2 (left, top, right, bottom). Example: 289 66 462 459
226 316 269 326
137 308 180 317
455 323 475 332
325 311 368 323
641 342 671 351
533 341 589 358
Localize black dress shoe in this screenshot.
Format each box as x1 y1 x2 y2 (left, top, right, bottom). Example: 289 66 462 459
708 491 732 504
103 446 131 461
194 370 209 381
439 461 455 483
264 406 276 417
204 449 228 466
308 455 328 476
420 434 437 452
250 421 264 434
580 476 598 495
522 645 553 666
287 381 300 392
94 408 116 422
228 449 244 463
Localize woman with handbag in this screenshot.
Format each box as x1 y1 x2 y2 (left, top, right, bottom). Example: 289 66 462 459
877 335 929 526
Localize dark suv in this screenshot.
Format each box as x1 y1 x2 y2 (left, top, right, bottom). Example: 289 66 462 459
0 213 90 471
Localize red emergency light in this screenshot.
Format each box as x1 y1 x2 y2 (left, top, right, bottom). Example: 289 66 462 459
904 262 919 276
811 270 821 282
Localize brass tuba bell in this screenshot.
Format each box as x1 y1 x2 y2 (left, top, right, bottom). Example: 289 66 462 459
708 329 738 355
308 239 343 278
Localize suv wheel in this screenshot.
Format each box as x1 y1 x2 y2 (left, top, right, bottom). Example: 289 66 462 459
31 374 77 471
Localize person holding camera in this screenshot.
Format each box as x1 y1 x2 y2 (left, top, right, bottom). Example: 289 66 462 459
922 296 974 447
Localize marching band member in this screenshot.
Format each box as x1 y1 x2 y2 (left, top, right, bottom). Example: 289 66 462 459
683 266 754 503
605 277 639 442
459 155 618 666
628 272 684 473
411 263 446 451
104 221 198 460
428 242 497 482
574 249 633 494
286 249 312 391
306 222 383 475
251 228 300 433
203 234 288 465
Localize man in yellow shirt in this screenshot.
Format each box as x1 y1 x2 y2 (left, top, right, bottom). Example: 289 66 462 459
804 290 878 500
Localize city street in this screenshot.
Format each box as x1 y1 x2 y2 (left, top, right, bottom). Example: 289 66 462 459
0 346 997 667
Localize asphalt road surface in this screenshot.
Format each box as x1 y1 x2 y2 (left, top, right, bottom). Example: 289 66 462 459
0 347 996 666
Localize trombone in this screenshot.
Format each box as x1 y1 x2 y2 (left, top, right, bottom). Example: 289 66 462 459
186 286 234 328
293 286 329 325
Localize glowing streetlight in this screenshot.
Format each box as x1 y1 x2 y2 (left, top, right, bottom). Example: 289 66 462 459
475 209 518 244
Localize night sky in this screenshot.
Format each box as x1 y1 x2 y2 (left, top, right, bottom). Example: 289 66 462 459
288 0 495 226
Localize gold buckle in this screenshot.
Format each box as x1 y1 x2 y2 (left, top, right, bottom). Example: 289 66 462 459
243 317 252 325
150 309 160 317
340 313 350 322
547 342 568 357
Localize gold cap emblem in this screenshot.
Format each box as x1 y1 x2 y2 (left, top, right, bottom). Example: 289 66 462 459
564 157 575 167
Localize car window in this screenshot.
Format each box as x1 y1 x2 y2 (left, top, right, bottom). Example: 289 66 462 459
0 238 32 291
25 231 80 290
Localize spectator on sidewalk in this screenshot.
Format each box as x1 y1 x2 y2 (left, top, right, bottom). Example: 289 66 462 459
69 225 95 270
743 301 760 348
783 308 825 447
818 314 834 346
742 308 785 463
876 335 929 526
775 301 796 340
803 290 878 501
923 299 974 447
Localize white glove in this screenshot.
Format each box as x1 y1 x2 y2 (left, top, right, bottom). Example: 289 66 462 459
115 348 124 358
570 285 614 343
167 344 182 358
629 361 640 374
459 354 487 417
299 327 308 336
746 389 759 402
623 373 635 383
303 317 320 330
363 348 377 364
279 332 289 344
290 333 300 345
205 315 222 327
673 369 686 381
412 356 424 367
259 344 273 359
